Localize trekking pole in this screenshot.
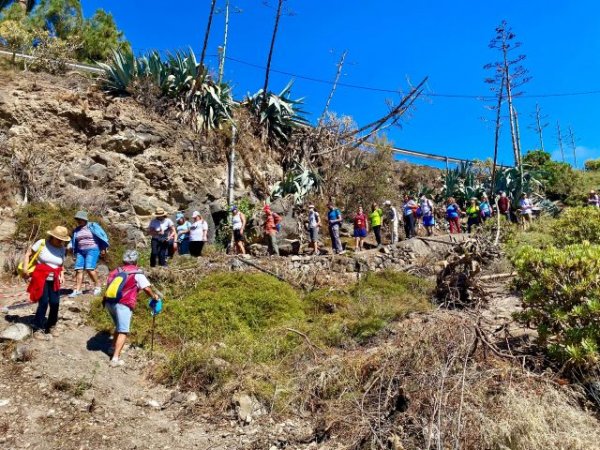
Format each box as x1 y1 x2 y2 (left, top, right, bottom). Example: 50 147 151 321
150 313 156 358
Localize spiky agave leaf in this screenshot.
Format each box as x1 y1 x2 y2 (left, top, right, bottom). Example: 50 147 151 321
97 48 138 94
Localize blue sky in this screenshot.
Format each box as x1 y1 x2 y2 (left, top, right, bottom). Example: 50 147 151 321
82 0 600 168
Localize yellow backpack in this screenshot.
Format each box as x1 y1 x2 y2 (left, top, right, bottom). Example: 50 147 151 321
17 240 46 276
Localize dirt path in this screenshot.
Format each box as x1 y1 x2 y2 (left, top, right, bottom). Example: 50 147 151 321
0 292 248 450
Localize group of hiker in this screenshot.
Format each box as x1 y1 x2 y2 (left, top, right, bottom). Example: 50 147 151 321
21 210 159 367
147 207 209 267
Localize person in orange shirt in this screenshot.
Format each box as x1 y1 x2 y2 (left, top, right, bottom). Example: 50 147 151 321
263 205 282 256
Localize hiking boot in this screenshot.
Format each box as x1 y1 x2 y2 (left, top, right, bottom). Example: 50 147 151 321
68 290 82 299
109 359 124 368
92 287 102 296
33 330 52 341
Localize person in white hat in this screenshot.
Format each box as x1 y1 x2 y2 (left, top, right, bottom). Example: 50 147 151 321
306 204 321 255
189 211 209 257
384 200 399 245
588 190 599 208
147 207 176 267
22 225 71 336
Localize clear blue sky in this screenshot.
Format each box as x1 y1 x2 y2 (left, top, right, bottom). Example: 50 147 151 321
83 0 600 168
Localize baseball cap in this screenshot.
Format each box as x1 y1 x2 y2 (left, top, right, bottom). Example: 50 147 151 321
191 211 200 218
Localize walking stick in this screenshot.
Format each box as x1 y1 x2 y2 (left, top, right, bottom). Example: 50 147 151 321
150 313 156 358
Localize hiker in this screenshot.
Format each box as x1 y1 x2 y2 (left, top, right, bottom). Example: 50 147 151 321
175 213 191 256
498 191 511 221
446 197 462 234
327 203 344 254
420 195 435 236
147 207 176 267
479 194 492 222
353 206 368 252
588 190 600 208
466 198 481 233
402 195 418 239
189 211 209 257
384 200 399 244
104 250 160 368
369 202 384 246
263 205 281 256
22 226 70 336
231 206 246 255
306 204 321 255
69 210 109 298
519 193 534 230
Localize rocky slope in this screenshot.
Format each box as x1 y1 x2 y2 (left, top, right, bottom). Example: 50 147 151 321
0 69 283 243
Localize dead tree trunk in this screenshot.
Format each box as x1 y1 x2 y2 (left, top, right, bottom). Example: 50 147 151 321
569 126 577 168
557 121 565 163
218 0 230 84
262 0 284 106
319 50 347 124
490 72 505 196
200 0 218 70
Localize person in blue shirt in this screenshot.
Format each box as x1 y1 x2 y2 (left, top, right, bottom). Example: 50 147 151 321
479 194 492 222
327 203 344 254
69 210 109 297
175 213 192 255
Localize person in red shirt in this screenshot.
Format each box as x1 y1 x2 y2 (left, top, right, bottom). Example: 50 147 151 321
353 206 369 252
497 191 511 221
263 205 282 256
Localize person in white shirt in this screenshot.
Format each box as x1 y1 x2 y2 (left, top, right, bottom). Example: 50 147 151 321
189 211 209 257
147 207 175 267
384 200 399 244
230 206 246 255
518 193 534 230
306 204 321 255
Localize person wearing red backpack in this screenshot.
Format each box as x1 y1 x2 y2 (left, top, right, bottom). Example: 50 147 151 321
263 205 281 256
104 250 160 367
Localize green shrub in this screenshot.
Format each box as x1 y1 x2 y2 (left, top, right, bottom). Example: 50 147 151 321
585 159 600 171
307 270 433 345
513 243 600 367
553 207 600 247
90 270 432 397
14 202 127 268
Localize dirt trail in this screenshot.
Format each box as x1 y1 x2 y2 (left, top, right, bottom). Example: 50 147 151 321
0 291 247 450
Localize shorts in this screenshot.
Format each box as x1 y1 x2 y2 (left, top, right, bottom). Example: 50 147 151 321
423 216 435 227
308 227 319 242
74 247 100 270
233 229 245 242
354 228 367 238
105 302 132 333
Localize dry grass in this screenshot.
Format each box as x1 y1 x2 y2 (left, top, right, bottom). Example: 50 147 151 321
480 385 600 450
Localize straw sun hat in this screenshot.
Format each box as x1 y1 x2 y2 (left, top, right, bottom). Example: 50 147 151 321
47 226 71 242
154 207 167 217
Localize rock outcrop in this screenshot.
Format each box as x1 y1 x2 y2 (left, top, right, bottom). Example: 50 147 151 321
0 70 284 244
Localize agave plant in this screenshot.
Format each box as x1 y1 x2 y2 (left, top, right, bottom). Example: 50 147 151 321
442 163 485 205
99 48 235 131
97 49 138 94
270 164 323 205
165 49 201 96
246 80 309 145
493 166 543 202
180 80 235 132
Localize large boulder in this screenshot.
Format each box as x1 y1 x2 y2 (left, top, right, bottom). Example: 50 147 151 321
0 323 32 342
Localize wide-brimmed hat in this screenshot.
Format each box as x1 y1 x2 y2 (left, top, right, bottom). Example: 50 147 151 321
74 210 89 222
154 207 167 217
47 226 70 242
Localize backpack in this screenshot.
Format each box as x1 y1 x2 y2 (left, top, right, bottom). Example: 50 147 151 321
18 240 46 276
104 268 142 304
273 213 282 232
